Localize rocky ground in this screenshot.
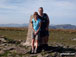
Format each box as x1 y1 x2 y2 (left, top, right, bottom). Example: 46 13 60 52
0 36 76 57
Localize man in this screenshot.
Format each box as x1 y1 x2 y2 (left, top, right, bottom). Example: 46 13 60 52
38 7 50 47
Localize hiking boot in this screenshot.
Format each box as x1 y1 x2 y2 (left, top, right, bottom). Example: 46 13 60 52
34 48 37 54
31 49 34 54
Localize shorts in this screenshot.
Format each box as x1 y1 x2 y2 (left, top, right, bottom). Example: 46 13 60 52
40 30 49 37
32 31 40 40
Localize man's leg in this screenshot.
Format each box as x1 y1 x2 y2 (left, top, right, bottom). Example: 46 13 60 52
42 36 45 44
42 36 49 51
42 36 48 44
44 36 49 44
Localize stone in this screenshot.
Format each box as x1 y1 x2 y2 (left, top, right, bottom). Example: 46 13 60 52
15 46 27 54
37 54 43 57
0 36 5 38
0 37 7 43
9 50 16 53
75 52 76 57
22 15 33 46
44 54 52 57
53 52 60 57
15 55 21 57
72 38 76 41
7 53 12 57
3 45 16 51
0 50 5 55
29 54 37 57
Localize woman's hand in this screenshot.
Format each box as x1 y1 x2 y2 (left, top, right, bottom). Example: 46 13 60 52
34 32 37 35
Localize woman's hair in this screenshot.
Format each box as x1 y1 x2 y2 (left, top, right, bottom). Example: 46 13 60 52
33 12 38 18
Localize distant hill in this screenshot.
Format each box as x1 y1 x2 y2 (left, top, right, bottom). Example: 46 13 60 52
50 24 76 29
0 24 76 29
0 24 28 27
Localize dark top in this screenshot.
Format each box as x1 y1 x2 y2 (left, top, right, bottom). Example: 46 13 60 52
38 13 48 31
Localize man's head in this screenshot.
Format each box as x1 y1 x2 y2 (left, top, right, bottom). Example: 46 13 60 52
38 7 43 15
33 12 38 19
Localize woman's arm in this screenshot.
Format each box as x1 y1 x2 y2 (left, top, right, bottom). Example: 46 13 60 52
31 21 36 33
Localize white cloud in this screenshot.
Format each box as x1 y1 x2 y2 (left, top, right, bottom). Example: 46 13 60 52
0 0 76 25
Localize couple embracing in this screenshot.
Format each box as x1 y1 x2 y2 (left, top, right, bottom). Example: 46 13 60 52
31 7 50 54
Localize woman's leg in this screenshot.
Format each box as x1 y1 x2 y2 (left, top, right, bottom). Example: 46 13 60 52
32 38 35 52
34 33 39 53
36 40 38 49
34 39 38 53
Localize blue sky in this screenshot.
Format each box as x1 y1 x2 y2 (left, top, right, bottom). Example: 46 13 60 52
0 0 76 25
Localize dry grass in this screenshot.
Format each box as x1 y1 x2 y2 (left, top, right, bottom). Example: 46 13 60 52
0 27 76 46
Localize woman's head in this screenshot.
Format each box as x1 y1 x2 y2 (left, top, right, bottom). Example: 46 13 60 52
33 12 38 19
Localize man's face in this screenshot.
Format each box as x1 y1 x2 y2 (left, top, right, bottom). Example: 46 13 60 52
38 8 43 14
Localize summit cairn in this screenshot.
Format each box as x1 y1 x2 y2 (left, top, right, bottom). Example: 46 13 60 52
22 15 33 46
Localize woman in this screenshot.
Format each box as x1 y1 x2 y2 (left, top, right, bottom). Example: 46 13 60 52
31 12 41 53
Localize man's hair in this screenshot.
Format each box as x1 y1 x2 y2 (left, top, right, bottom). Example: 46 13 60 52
39 7 43 10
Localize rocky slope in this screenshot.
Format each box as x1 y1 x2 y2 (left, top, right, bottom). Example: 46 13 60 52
0 36 76 57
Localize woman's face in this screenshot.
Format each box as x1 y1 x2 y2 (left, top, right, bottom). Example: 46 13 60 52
34 15 38 19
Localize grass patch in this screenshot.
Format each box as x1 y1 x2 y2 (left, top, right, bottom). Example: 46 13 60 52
0 27 76 46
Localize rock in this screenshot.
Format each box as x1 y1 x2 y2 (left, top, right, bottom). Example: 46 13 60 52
0 37 7 43
55 53 60 57
53 52 60 57
0 36 5 38
7 53 12 57
3 45 16 51
15 46 27 54
44 54 52 57
29 54 37 57
22 56 29 57
63 45 67 48
69 45 76 49
0 50 5 55
72 38 76 41
7 56 13 57
9 50 16 53
15 55 21 57
0 46 4 50
75 52 76 57
55 43 64 47
0 43 8 47
23 16 33 46
37 54 43 57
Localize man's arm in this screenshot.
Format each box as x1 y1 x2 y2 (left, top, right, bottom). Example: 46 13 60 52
46 14 50 29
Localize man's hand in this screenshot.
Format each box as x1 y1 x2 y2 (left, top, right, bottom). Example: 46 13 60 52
46 27 48 31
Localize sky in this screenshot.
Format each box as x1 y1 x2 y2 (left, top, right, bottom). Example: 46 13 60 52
0 0 76 25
